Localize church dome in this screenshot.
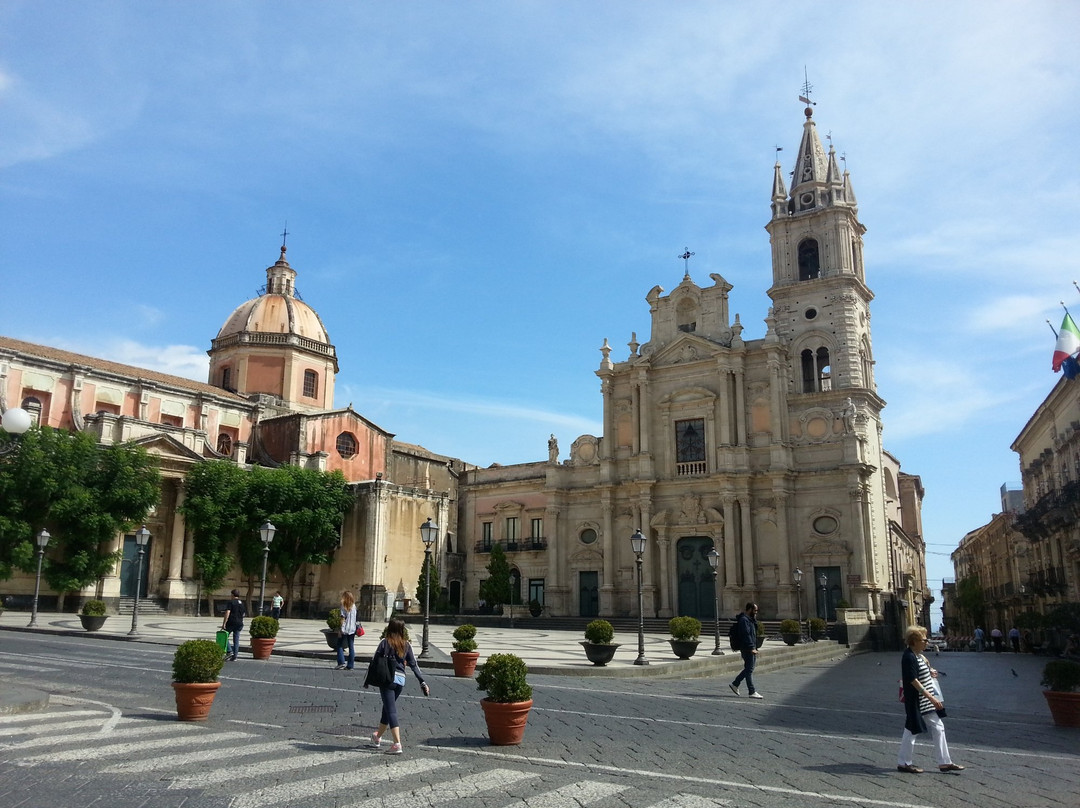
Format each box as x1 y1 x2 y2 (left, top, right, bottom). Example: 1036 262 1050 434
214 247 332 346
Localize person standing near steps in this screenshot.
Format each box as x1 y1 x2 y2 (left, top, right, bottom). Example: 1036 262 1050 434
728 602 763 700
221 589 245 661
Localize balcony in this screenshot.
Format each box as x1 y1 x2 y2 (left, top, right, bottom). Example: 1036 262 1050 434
676 461 707 477
1014 479 1080 542
473 538 548 554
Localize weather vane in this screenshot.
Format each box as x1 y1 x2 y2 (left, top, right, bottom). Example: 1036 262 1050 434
799 66 816 111
679 248 695 278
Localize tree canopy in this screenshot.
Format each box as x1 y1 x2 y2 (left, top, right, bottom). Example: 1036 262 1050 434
181 460 352 614
0 426 160 592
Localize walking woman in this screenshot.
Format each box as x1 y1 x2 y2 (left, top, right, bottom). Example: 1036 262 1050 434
365 618 429 754
897 626 964 774
336 590 359 670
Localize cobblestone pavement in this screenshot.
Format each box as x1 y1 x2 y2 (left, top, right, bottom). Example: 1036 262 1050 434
0 627 1075 808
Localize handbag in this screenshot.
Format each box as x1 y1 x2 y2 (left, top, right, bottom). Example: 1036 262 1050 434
365 648 396 688
358 624 365 637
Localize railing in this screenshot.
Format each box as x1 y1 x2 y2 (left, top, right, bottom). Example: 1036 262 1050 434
473 538 548 554
676 461 708 477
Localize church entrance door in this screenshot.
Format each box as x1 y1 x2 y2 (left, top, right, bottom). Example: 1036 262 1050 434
578 571 599 617
676 537 716 620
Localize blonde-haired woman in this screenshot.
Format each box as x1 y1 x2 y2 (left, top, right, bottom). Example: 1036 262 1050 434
365 618 429 755
897 626 964 773
336 590 359 670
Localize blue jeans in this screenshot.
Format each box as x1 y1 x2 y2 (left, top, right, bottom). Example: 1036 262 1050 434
732 649 757 694
228 628 241 658
336 632 355 668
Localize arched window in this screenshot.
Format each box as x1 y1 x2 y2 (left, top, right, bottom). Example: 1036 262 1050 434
221 367 231 391
800 347 832 392
20 396 42 425
798 238 821 281
336 431 357 459
217 432 233 457
303 369 318 398
676 298 697 333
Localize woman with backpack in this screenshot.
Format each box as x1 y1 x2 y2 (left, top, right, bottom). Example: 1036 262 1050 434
220 589 246 661
364 618 429 754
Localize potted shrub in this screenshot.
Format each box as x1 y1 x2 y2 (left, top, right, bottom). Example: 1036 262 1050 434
1041 659 1080 727
79 599 109 632
476 652 533 745
322 609 342 649
808 617 827 641
668 616 701 659
172 638 226 721
451 623 480 678
249 615 280 660
528 599 543 618
755 619 767 649
581 618 619 666
780 618 801 645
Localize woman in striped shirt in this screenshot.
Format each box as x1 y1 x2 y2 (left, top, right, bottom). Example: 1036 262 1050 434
897 626 964 774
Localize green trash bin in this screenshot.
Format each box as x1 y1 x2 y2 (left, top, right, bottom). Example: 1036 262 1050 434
216 629 229 653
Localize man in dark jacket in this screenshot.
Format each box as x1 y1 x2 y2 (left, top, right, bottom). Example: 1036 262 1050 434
729 602 762 699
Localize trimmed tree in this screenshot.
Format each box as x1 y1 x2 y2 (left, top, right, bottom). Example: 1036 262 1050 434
480 543 511 611
0 426 159 601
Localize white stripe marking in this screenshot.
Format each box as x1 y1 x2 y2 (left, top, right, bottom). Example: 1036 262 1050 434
345 767 537 808
5 720 202 750
105 740 298 774
524 781 630 808
167 746 356 787
659 794 733 808
231 757 451 808
16 730 254 764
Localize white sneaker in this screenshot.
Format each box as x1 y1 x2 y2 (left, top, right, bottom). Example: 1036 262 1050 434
749 692 764 700
370 732 382 747
728 683 740 696
386 743 403 755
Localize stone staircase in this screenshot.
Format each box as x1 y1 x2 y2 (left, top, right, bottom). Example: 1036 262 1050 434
116 597 169 617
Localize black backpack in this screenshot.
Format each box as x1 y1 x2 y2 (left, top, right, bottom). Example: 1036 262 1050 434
728 617 740 651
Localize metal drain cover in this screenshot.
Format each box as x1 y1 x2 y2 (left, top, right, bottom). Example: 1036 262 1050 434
289 705 337 714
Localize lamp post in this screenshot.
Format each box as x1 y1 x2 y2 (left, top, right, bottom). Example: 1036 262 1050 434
630 528 649 666
818 572 828 623
0 407 32 457
707 548 723 655
419 518 438 657
128 525 151 636
28 529 50 628
258 521 276 616
793 567 804 643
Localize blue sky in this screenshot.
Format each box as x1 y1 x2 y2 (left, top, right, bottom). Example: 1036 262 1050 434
3 2 1079 618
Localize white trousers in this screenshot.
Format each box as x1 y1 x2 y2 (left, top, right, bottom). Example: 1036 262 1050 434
898 711 952 767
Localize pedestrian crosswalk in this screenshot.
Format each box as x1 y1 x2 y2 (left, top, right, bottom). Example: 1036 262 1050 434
0 703 732 808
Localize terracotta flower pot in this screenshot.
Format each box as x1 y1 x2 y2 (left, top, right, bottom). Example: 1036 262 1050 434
172 681 221 721
1043 690 1080 727
251 637 276 660
480 698 533 746
451 651 480 678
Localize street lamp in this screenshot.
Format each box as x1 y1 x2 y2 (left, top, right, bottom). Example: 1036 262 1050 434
818 572 828 625
707 548 723 655
258 521 276 616
128 525 151 636
0 407 32 457
27 529 50 627
793 567 804 643
630 528 649 666
419 517 438 657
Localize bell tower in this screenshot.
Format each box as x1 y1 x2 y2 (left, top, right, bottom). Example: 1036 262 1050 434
765 101 875 397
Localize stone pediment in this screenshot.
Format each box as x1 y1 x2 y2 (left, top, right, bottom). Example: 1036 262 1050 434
645 333 730 366
128 433 205 462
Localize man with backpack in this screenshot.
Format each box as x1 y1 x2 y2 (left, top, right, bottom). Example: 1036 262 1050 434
728 602 763 699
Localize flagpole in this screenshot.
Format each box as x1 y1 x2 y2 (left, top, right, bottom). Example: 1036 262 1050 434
1048 319 1059 337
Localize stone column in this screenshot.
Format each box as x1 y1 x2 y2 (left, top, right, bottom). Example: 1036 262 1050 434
656 535 672 618
740 496 754 588
600 494 615 614
166 480 186 582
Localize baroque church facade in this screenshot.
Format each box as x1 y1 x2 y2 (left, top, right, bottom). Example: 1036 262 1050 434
1 105 928 633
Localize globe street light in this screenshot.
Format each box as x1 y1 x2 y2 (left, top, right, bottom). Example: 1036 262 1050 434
707 548 723 655
793 567 804 643
630 528 649 666
27 529 50 627
419 518 438 657
128 525 151 636
258 521 276 616
0 407 32 457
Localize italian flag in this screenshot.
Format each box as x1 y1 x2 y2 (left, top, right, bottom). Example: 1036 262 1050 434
1053 313 1080 372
